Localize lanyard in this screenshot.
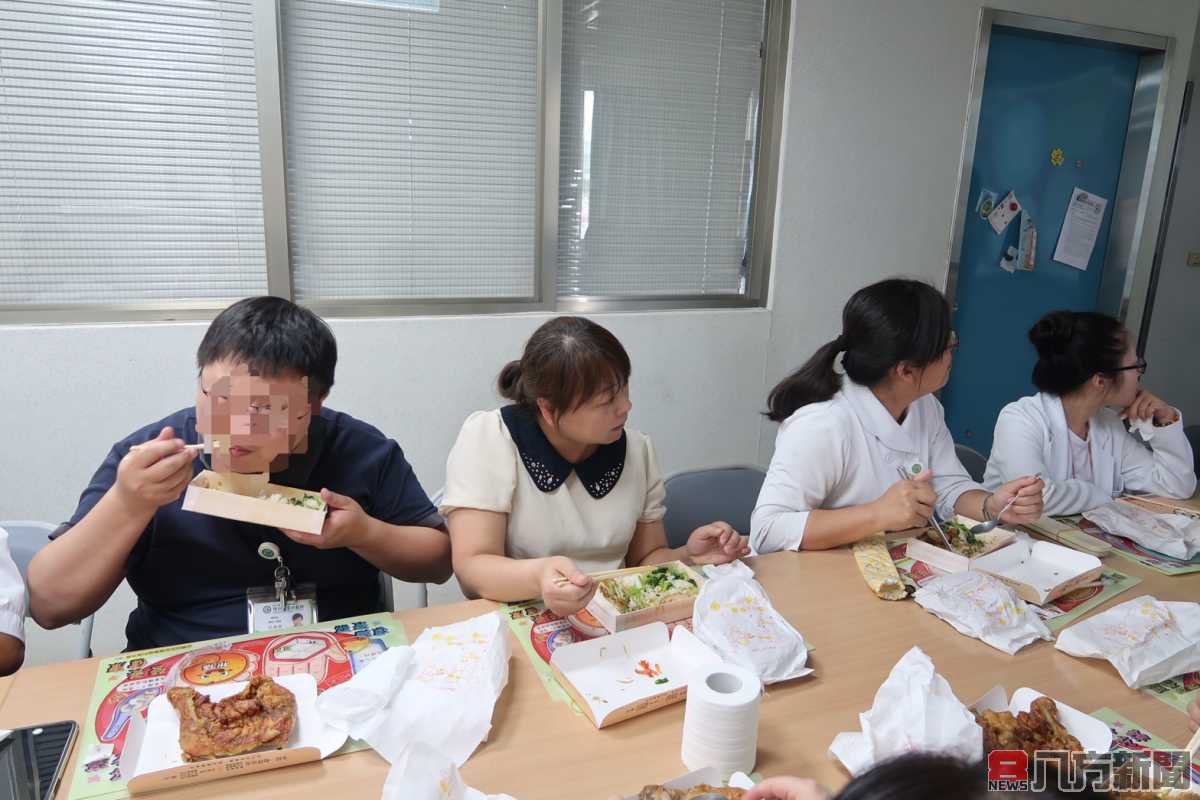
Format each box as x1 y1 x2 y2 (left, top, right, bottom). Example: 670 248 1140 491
257 541 294 604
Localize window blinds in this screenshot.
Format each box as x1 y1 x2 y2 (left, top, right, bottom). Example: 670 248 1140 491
558 0 766 298
0 0 268 305
281 0 539 301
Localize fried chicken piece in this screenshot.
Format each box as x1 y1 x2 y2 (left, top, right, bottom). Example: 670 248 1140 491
637 786 745 800
1017 696 1082 753
683 788 744 799
974 697 1082 757
976 708 1026 753
638 789 679 800
167 675 296 762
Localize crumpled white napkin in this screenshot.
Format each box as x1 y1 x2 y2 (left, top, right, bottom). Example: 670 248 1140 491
828 646 982 776
1055 595 1200 688
692 575 812 684
313 612 510 768
365 612 511 767
1128 416 1158 442
382 741 516 800
913 571 1053 655
1086 502 1200 560
316 646 414 741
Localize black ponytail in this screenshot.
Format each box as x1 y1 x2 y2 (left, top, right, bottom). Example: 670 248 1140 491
766 337 844 422
765 278 952 422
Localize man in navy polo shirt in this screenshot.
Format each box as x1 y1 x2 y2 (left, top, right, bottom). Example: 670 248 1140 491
28 297 451 650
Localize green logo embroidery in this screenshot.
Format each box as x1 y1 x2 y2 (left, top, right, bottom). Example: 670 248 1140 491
911 463 922 475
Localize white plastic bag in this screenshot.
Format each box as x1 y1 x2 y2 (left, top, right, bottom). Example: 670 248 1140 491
1055 595 1200 688
701 559 755 580
692 576 812 684
1086 502 1200 560
913 571 1053 655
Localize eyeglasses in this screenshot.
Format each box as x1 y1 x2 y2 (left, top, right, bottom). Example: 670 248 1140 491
946 331 959 352
1112 358 1147 376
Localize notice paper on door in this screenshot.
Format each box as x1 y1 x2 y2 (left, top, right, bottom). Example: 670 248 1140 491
1053 188 1108 271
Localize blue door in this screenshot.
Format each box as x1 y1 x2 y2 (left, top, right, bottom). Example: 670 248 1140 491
942 26 1139 454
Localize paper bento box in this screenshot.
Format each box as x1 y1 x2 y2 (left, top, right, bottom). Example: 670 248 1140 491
971 540 1103 606
118 673 346 794
971 685 1113 754
904 516 1017 573
584 561 706 634
182 470 326 534
549 622 720 728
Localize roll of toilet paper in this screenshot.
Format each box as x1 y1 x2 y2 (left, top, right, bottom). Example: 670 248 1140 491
680 664 762 776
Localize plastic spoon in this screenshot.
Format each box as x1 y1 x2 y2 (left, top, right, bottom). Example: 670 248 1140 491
969 473 1042 535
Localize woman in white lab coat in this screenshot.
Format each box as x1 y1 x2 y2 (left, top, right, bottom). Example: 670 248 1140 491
751 279 1044 553
984 310 1195 516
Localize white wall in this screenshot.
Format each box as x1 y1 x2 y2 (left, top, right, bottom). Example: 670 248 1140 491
5 0 1197 667
1143 16 1200 423
760 0 1199 463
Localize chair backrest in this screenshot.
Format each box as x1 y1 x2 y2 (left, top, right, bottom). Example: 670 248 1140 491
662 466 767 550
2 520 95 659
954 444 988 484
1 520 56 587
1186 426 1200 476
378 571 395 613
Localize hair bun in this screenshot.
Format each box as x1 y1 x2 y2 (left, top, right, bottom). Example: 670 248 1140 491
496 359 524 401
1028 310 1076 355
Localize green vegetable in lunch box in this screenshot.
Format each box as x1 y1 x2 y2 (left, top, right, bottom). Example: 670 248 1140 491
597 564 700 614
940 519 985 557
265 492 326 511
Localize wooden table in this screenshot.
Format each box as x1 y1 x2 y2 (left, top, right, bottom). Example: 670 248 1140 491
3 550 1196 799
0 675 12 717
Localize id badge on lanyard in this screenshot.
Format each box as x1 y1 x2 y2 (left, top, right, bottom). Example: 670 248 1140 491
247 541 318 633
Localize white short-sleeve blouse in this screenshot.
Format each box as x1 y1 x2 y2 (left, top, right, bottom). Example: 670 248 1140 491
439 407 667 573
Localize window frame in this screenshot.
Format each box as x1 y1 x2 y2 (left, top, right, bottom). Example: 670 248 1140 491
0 0 789 324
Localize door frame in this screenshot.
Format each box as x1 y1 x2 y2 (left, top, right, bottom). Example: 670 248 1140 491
943 9 1174 324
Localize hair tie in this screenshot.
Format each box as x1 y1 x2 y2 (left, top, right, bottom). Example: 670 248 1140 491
832 350 847 376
